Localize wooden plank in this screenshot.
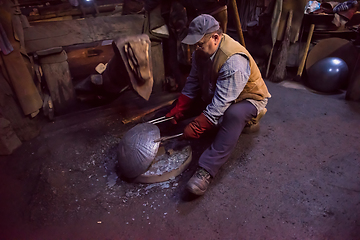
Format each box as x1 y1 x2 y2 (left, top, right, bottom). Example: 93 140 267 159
27 2 123 22
66 42 114 81
151 43 165 94
24 14 144 53
27 4 120 21
40 51 76 115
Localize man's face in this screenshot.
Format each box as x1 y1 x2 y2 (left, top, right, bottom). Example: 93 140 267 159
196 33 220 58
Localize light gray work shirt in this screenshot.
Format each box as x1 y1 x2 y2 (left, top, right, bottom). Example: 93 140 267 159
181 50 268 125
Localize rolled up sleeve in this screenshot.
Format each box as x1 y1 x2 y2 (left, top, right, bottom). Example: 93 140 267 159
204 54 250 125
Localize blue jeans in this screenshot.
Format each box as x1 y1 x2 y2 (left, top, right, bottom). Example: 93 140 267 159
198 101 257 177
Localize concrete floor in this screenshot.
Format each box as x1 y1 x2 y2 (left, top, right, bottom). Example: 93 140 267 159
0 81 359 239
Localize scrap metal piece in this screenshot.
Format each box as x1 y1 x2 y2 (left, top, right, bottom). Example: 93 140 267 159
134 145 192 183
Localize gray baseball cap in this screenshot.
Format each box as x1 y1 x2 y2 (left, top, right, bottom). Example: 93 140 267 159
181 14 220 45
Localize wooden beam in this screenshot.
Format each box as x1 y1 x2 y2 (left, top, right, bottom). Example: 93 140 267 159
27 4 121 21
24 14 144 53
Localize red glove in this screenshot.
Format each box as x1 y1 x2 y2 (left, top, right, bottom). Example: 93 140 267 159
166 94 192 124
183 113 214 139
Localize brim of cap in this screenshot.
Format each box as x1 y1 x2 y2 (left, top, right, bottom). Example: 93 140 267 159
181 33 205 45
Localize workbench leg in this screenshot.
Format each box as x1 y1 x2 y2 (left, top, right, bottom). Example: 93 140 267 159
346 51 360 101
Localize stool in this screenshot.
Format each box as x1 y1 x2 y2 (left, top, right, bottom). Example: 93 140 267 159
242 108 267 134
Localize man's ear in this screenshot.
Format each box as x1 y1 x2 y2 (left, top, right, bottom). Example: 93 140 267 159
213 33 220 44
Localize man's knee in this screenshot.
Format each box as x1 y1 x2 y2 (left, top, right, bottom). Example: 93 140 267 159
224 102 255 123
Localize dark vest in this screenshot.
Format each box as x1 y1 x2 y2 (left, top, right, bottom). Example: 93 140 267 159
195 34 271 104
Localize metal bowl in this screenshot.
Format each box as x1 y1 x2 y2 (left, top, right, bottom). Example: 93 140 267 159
117 123 160 179
307 57 349 93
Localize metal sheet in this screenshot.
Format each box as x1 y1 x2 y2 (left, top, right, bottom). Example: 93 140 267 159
306 38 357 74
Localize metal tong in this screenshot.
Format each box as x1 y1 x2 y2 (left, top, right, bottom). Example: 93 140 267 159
153 133 183 142
147 116 176 125
147 116 183 142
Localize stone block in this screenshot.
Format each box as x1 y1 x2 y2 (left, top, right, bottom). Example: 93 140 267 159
0 118 22 155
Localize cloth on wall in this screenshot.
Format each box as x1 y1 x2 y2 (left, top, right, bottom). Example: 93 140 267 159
255 0 282 57
227 0 258 31
0 3 42 116
276 0 308 43
333 0 358 13
310 1 359 28
270 0 283 46
0 60 40 141
0 23 13 55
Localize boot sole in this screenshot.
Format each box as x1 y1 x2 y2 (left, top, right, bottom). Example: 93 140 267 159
186 184 206 196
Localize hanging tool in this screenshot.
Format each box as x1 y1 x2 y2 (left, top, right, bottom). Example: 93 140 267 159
270 10 293 83
229 0 246 47
297 23 315 77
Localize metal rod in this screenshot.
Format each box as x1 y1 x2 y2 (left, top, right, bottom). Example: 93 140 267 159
148 116 174 125
265 47 274 78
151 117 174 124
147 116 166 124
154 133 183 142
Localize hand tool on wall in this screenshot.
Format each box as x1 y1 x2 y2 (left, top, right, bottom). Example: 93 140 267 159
229 0 246 47
270 9 293 82
297 23 315 77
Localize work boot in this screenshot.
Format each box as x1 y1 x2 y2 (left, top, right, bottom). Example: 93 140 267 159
186 167 212 195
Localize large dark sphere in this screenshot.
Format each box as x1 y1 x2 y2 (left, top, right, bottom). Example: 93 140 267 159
307 57 349 93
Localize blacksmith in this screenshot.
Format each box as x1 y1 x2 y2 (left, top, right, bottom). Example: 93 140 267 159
166 14 271 195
